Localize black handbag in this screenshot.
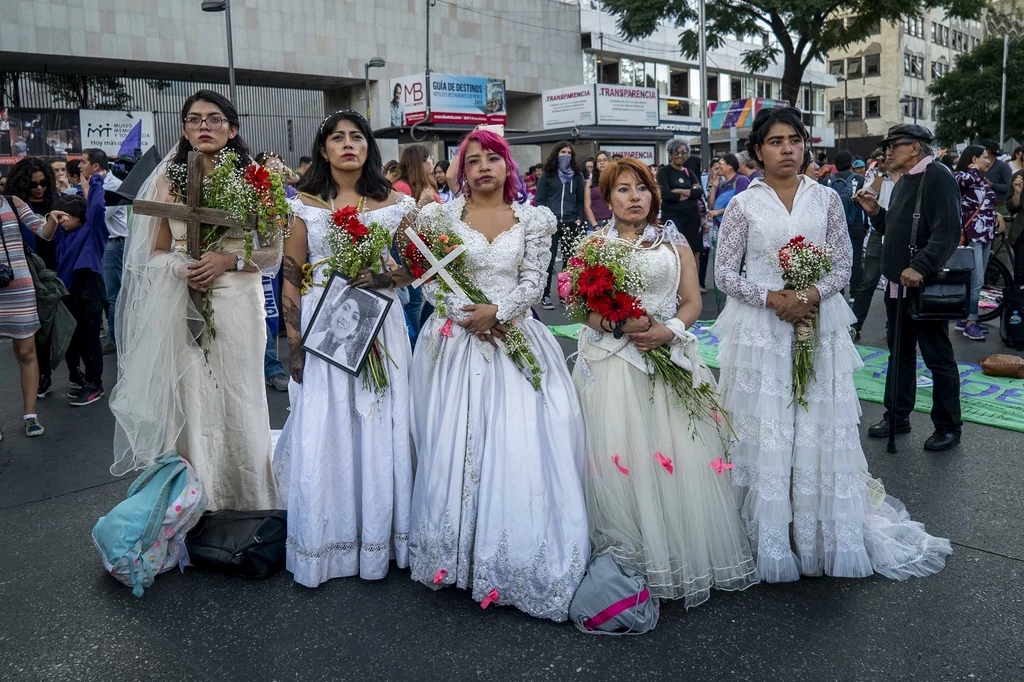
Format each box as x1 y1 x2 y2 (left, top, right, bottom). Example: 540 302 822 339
184 510 287 579
906 175 974 321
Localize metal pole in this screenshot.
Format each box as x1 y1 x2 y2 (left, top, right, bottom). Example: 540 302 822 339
887 284 905 454
364 64 371 121
224 0 236 105
1000 34 1009 150
425 0 434 117
844 77 849 150
698 0 709 170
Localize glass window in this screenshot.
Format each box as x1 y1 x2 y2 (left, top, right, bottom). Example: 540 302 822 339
829 60 844 76
707 74 718 103
669 69 688 97
830 99 845 121
665 99 691 117
656 63 669 96
583 53 597 85
731 78 742 101
644 61 656 89
864 53 880 76
600 59 619 85
619 58 635 86
847 57 862 78
904 53 912 76
847 98 862 119
865 96 881 118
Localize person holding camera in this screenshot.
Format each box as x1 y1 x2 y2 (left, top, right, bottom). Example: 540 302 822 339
854 124 963 452
0 194 69 438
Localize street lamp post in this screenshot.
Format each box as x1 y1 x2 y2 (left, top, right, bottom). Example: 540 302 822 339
201 0 236 105
835 73 849 149
697 0 710 170
364 58 386 123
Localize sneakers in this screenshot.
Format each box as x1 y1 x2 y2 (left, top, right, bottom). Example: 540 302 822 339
963 322 986 341
36 375 52 398
24 417 45 437
541 296 554 310
955 319 967 332
67 381 83 399
69 383 104 406
266 372 289 392
559 297 567 306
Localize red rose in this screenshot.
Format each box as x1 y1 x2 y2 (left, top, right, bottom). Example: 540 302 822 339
245 165 272 193
577 264 615 299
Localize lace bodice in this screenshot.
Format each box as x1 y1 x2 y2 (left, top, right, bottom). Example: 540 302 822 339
418 196 556 323
602 221 687 321
286 194 416 283
715 177 852 307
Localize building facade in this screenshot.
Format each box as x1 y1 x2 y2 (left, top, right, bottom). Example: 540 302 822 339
824 13 987 156
579 0 835 159
0 0 583 167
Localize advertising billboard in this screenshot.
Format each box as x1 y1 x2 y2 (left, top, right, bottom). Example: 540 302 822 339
79 110 156 157
541 85 596 129
595 85 659 127
388 73 506 127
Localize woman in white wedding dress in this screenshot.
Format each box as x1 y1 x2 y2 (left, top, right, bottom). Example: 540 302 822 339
407 130 589 622
273 111 416 588
572 158 758 608
713 107 951 582
110 90 280 511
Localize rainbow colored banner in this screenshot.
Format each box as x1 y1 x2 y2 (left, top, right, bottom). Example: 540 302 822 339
707 98 785 130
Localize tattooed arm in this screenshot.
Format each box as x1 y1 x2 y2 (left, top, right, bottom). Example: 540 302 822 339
282 215 308 383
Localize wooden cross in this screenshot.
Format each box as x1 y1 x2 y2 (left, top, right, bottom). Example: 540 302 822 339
132 151 257 342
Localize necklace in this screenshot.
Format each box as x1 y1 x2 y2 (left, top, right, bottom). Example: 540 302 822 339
328 195 367 212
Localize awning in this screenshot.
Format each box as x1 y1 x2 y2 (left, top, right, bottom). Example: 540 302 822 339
504 126 676 145
373 124 525 141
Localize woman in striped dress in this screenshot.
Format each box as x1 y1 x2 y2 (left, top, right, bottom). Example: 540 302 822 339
0 195 66 438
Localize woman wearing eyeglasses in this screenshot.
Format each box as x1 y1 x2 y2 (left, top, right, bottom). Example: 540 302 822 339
110 90 282 512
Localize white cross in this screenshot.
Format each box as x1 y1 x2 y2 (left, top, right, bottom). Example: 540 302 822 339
404 226 470 301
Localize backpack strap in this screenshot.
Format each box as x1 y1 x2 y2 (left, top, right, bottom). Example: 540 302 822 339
126 452 181 498
137 461 187 558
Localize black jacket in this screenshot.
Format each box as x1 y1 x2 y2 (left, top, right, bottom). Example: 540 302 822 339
534 171 585 224
986 158 1013 203
870 161 962 282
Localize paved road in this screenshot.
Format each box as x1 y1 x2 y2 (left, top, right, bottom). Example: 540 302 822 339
1 288 1022 682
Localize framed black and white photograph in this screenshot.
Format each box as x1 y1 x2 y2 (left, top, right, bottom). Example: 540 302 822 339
300 273 392 376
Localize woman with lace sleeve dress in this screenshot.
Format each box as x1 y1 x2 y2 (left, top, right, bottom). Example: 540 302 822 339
273 111 417 588
712 107 951 583
407 130 589 622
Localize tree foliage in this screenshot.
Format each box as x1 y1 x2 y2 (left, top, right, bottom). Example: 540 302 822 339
930 36 1024 143
600 0 986 105
28 74 134 110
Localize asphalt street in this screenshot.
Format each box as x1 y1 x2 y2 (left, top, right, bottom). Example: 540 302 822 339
1 286 1022 682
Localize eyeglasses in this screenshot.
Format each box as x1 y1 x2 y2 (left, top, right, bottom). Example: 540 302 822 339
885 140 918 152
671 150 686 156
183 115 228 130
28 180 50 189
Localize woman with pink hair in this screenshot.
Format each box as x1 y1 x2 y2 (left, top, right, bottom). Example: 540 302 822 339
407 130 590 622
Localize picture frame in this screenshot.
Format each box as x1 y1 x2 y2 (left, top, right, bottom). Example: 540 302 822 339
299 273 393 377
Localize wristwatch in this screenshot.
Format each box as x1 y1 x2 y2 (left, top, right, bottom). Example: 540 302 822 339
235 255 246 272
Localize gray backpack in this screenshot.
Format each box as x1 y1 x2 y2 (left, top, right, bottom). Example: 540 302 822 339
569 554 660 635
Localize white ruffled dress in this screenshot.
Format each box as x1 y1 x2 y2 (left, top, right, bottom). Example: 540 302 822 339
712 177 952 582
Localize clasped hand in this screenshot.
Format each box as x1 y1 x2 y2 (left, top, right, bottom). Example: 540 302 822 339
626 317 674 353
768 289 818 325
187 251 236 292
459 303 506 344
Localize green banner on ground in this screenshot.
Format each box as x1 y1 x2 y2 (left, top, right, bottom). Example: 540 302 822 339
548 321 1024 433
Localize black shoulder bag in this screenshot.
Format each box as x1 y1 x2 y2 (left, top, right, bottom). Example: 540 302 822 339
907 176 975 321
185 509 287 579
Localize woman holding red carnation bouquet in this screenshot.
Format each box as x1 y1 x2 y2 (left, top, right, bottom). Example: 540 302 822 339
571 157 759 608
272 110 418 588
713 107 950 583
407 129 589 622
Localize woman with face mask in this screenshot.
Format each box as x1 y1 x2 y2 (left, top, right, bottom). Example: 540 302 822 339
274 110 419 588
109 90 282 511
534 141 585 309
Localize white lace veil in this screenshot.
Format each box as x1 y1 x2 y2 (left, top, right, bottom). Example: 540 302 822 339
109 150 204 476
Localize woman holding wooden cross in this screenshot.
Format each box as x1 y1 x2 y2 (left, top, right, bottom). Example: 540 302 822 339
110 90 281 512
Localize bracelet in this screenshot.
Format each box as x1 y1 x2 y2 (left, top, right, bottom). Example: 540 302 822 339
612 319 626 339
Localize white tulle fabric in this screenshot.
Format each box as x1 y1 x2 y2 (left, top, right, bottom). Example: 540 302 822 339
273 195 416 587
713 177 952 582
572 222 759 608
110 153 280 512
407 199 590 622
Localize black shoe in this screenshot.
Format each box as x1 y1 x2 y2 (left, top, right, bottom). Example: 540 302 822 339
36 375 52 398
924 431 961 451
541 296 554 310
868 418 911 438
67 381 84 400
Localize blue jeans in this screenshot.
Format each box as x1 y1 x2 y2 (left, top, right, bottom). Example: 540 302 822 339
968 240 992 321
102 238 124 344
265 327 284 377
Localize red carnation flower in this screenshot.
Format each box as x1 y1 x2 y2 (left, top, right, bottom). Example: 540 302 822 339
594 291 642 323
577 264 615 299
245 165 272 192
403 239 429 280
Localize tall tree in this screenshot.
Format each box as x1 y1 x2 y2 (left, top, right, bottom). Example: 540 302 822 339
600 0 986 106
28 74 134 110
930 36 1024 143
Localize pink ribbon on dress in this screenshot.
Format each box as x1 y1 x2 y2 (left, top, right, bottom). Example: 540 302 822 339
433 569 447 584
710 457 734 475
481 588 499 609
611 455 629 475
655 452 673 474
440 318 454 338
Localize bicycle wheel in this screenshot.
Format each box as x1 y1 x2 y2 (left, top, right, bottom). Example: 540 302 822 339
979 256 1012 322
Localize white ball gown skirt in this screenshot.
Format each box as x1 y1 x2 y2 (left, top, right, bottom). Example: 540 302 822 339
408 314 590 622
712 295 952 583
572 343 759 608
273 286 413 588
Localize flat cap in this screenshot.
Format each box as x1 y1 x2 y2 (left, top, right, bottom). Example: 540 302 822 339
880 124 933 147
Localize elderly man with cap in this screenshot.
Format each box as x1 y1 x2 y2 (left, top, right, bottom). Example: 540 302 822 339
854 124 963 452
